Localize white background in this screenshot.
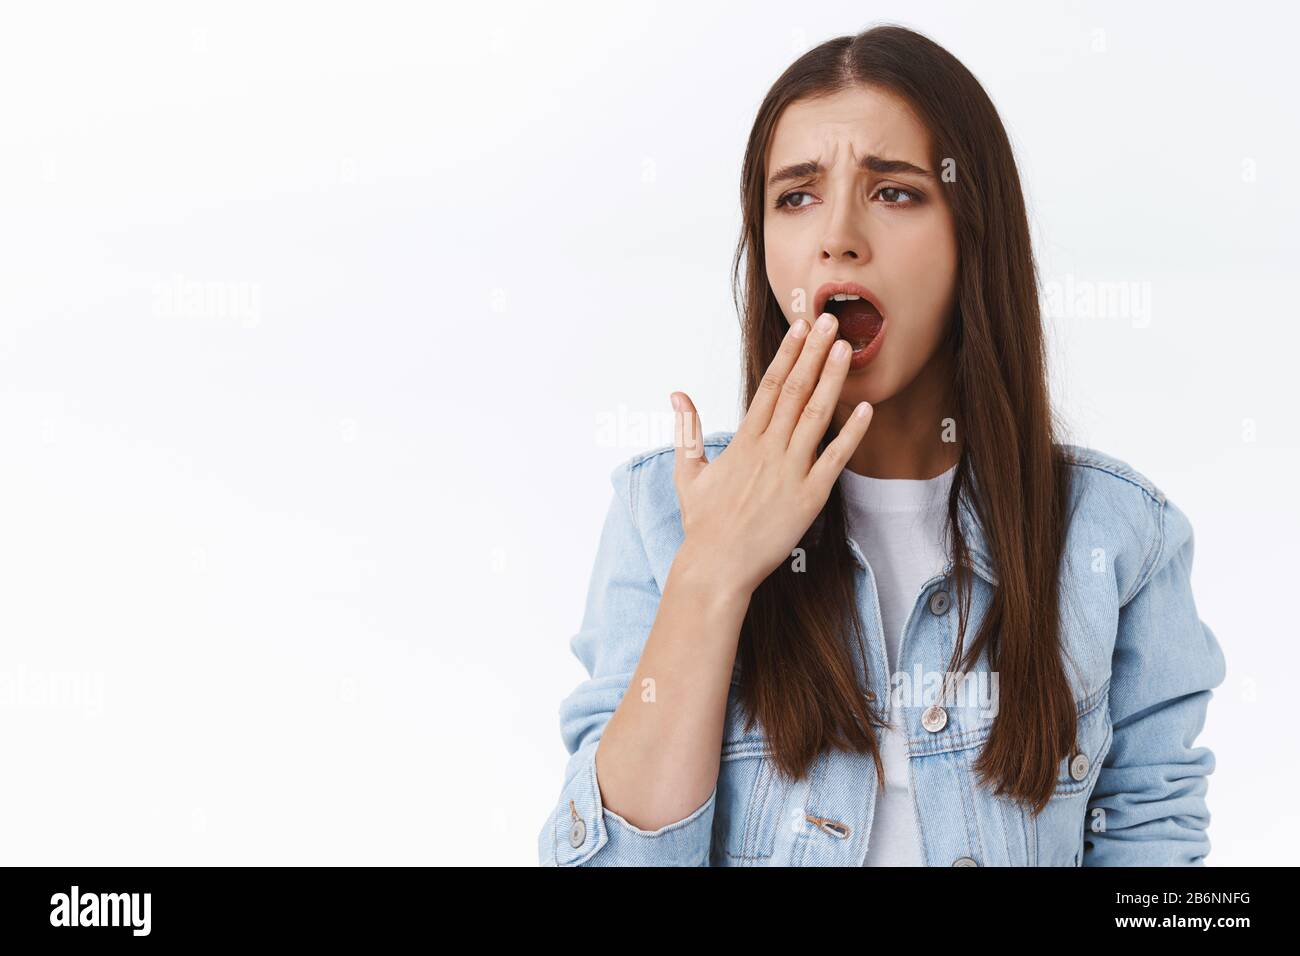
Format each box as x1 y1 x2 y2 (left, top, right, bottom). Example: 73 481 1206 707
0 0 1294 865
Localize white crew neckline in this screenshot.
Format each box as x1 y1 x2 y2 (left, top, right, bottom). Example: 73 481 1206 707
838 461 957 512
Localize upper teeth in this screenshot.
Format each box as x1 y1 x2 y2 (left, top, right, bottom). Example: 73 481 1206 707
831 293 861 301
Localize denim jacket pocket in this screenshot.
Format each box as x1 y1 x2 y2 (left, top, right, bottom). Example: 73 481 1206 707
1033 681 1114 866
712 682 788 865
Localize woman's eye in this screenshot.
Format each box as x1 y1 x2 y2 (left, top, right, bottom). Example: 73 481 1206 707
875 186 919 205
775 187 921 210
775 190 814 210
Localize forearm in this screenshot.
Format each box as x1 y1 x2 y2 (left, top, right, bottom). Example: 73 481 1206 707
594 544 751 831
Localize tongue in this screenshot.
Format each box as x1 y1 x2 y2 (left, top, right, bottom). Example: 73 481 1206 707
835 299 883 346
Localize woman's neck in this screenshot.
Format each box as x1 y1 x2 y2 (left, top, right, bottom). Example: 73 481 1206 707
835 351 961 480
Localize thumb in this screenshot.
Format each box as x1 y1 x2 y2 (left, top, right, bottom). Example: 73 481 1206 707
671 392 707 486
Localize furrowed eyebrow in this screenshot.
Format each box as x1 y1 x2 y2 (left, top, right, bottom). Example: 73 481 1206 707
766 154 933 190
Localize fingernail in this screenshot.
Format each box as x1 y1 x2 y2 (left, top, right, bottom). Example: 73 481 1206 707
816 313 835 333
790 319 808 338
670 393 682 412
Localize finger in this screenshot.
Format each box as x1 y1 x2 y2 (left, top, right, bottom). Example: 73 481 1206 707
806 400 874 493
735 318 811 442
671 392 707 489
788 335 852 465
765 311 839 445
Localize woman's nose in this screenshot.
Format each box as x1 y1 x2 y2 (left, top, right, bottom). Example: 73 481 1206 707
821 197 871 262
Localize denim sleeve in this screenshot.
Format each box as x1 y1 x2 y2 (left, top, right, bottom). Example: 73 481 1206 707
537 458 717 866
1084 493 1227 866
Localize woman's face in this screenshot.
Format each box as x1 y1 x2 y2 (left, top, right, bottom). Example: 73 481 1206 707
763 84 958 411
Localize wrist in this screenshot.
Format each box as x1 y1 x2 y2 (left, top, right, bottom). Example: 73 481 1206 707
667 540 753 612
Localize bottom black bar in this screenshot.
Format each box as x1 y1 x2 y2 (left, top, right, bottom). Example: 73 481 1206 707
0 865 1279 941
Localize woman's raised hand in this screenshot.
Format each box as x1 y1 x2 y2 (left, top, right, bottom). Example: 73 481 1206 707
669 311 874 600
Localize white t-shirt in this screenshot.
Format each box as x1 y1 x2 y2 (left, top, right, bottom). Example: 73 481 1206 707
838 460 957 867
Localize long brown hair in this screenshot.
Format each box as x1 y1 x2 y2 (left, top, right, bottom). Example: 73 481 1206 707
730 24 1076 815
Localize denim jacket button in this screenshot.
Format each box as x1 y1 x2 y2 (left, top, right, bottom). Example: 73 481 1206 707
569 818 586 848
953 856 979 866
922 704 948 733
1069 752 1090 781
928 590 951 615
865 691 877 702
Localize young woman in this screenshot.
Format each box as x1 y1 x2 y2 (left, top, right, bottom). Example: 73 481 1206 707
539 25 1225 867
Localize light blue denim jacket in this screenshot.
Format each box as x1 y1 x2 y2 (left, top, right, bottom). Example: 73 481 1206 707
538 432 1226 866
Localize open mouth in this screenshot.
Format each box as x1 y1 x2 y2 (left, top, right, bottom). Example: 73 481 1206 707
822 293 884 351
